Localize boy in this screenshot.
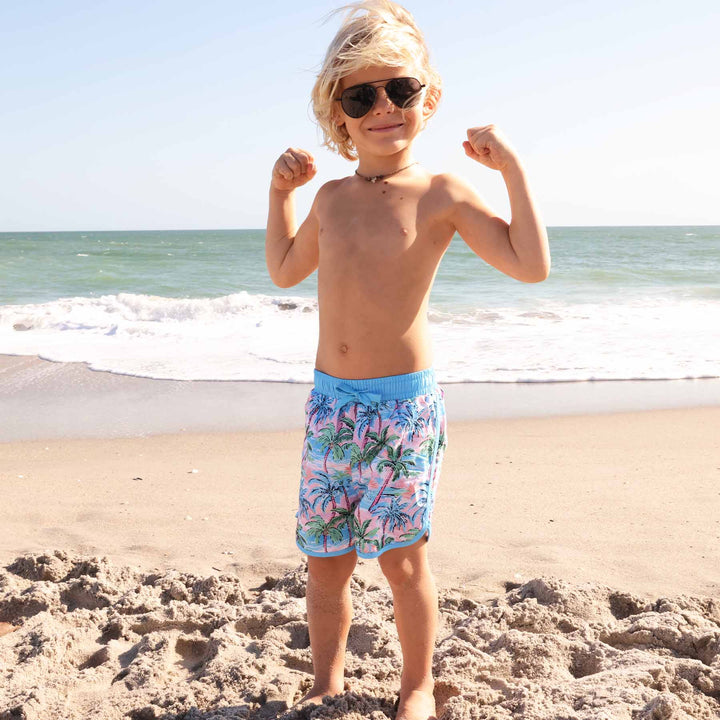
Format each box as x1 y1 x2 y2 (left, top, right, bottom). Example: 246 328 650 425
265 2 549 718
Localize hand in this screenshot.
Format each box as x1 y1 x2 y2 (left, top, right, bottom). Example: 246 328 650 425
271 147 317 191
463 125 519 172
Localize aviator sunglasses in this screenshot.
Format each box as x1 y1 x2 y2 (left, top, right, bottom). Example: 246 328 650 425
335 76 426 119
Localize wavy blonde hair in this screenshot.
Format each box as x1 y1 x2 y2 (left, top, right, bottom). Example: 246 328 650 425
311 0 442 161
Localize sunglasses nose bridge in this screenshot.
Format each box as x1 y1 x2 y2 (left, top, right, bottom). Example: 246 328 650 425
370 85 395 113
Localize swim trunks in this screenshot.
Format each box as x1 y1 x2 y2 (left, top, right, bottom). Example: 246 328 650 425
295 368 447 559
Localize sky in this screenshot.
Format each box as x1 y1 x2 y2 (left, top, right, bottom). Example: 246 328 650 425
1 0 718 231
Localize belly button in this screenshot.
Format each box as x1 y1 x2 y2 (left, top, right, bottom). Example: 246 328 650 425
340 343 348 354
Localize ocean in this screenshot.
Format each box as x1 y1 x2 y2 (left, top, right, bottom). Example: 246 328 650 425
0 226 718 383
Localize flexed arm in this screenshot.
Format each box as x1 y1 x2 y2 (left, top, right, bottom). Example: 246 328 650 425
266 148 320 288
450 125 550 283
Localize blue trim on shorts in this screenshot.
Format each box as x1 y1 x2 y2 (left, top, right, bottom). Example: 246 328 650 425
355 526 431 559
313 367 438 402
297 529 429 560
298 543 357 558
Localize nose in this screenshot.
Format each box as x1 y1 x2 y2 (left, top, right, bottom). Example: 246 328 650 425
372 86 395 114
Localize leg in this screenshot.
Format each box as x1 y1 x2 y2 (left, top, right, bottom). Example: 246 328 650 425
378 536 438 720
297 550 358 705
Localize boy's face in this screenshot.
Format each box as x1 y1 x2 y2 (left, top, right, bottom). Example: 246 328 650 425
334 65 436 159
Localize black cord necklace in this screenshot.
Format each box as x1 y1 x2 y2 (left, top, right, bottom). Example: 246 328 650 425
355 161 418 183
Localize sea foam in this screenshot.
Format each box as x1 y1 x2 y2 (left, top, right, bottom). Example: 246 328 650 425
1 291 718 383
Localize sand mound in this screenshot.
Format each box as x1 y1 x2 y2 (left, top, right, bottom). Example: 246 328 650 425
1 550 719 719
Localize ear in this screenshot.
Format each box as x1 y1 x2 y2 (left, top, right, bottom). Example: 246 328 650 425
331 102 346 130
422 85 441 123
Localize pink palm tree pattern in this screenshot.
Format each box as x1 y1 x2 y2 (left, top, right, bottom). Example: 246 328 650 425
297 386 447 558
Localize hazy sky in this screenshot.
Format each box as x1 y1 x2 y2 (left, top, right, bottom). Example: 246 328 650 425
1 0 718 231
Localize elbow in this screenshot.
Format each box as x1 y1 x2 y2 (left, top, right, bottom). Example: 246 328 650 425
267 267 289 288
522 261 551 283
267 260 294 289
271 274 293 289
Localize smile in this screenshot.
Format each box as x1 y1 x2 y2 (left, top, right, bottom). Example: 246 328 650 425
368 123 403 132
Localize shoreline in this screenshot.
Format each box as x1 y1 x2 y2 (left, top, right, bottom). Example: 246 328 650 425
2 354 720 441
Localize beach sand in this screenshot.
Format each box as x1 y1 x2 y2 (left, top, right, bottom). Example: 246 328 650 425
1 356 719 718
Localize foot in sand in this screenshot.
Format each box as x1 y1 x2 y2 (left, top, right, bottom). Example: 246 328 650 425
295 684 345 707
396 687 437 720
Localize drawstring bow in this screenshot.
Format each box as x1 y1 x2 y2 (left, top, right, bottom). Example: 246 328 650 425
334 382 382 408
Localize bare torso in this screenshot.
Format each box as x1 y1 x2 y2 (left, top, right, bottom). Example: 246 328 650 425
314 169 454 379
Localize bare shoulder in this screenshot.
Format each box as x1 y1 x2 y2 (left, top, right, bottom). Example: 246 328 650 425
317 177 346 195
429 172 483 202
424 171 491 226
313 178 341 205
313 177 351 214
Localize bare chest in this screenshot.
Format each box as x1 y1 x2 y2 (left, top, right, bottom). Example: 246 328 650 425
317 187 446 279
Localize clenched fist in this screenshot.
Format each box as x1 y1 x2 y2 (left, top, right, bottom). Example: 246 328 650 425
463 125 519 172
271 147 317 191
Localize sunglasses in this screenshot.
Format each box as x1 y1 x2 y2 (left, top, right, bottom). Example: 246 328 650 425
335 76 426 119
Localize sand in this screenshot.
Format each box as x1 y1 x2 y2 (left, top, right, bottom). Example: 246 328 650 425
1 357 720 718
1 551 719 719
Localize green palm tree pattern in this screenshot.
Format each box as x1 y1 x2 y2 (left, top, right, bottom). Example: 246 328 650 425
305 514 345 553
316 423 354 474
368 444 416 512
296 386 448 558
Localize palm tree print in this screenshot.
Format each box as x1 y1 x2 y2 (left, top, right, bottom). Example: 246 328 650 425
297 485 313 520
395 400 430 441
329 469 354 508
301 423 314 464
308 471 342 511
364 425 400 466
298 380 448 557
348 441 379 484
350 516 379 553
332 506 356 549
420 435 437 461
368 444 416 512
409 481 430 524
399 528 422 543
307 391 334 427
334 397 361 433
316 424 354 473
296 526 307 549
376 495 413 539
355 403 383 447
305 515 344 553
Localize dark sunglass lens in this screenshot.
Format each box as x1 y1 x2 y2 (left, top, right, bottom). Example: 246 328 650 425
387 77 422 108
342 84 376 118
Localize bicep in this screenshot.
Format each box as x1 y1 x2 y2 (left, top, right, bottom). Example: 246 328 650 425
277 202 320 289
449 179 523 280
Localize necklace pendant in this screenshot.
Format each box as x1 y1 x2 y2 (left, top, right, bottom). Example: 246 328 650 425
355 161 416 183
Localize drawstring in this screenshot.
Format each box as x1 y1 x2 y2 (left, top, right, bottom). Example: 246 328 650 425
334 382 382 408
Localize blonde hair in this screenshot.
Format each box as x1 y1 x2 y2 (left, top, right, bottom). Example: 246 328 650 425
311 0 442 161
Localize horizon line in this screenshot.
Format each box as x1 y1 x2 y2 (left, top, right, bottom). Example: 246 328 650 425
1 223 719 234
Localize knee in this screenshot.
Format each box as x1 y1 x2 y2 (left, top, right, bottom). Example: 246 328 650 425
307 552 357 590
378 539 429 588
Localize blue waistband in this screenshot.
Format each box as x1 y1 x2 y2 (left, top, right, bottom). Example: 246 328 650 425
313 367 438 403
